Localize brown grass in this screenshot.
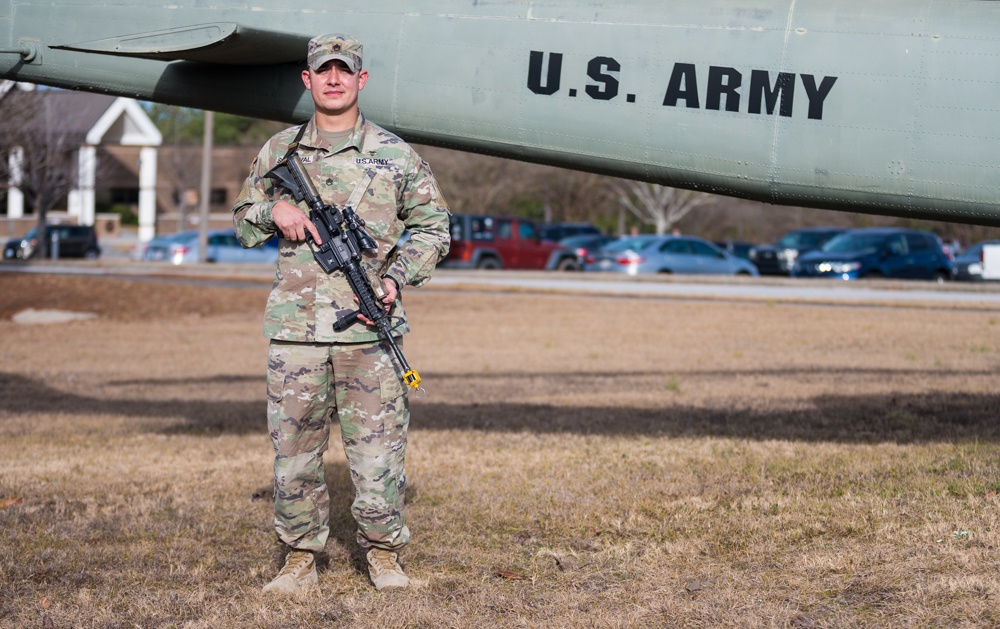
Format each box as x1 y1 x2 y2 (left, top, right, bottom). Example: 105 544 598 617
1 271 999 628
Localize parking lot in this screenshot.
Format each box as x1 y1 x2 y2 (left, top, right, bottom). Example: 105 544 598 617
5 257 1000 310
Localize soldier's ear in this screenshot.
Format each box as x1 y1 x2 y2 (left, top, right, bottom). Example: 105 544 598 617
301 69 312 90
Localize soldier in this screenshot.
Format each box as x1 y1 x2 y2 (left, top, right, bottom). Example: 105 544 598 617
232 33 450 594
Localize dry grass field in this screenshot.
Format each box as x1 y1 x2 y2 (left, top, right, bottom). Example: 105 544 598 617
1 270 1000 628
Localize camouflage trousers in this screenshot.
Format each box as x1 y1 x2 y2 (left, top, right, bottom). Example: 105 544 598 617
267 338 411 553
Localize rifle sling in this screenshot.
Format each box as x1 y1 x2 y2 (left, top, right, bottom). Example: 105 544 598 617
282 122 376 215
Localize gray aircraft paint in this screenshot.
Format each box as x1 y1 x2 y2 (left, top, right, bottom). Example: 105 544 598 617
0 1 997 225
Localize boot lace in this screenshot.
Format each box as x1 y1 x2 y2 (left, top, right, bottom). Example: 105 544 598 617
279 550 313 576
368 550 400 575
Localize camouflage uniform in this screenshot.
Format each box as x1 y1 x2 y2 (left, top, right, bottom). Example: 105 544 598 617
233 114 450 553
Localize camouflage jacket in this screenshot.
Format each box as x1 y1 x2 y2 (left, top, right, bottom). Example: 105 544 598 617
232 115 451 343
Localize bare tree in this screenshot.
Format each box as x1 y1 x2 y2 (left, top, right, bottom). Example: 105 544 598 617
418 145 627 231
533 168 614 224
159 146 203 231
611 180 714 235
146 106 209 231
417 147 536 215
0 87 81 257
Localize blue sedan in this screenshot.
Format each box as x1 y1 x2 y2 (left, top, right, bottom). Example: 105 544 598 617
138 229 279 264
583 235 759 276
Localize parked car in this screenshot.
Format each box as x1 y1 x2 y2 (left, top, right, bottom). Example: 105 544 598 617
557 234 618 269
3 224 101 260
138 229 279 264
538 222 602 243
584 234 759 276
714 239 757 261
440 213 579 270
749 227 845 275
951 240 1000 281
791 228 952 281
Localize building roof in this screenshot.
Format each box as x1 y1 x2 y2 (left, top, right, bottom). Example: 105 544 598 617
4 90 117 143
1 89 160 146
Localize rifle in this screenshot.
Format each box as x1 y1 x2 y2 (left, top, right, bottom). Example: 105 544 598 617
266 153 423 394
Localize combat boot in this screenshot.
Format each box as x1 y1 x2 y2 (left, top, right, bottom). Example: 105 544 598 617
262 549 318 594
366 548 410 591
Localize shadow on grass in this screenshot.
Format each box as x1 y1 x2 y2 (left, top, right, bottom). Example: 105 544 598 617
0 371 264 435
1 370 999 443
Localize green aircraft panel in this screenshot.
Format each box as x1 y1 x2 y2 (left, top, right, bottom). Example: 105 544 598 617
0 0 998 225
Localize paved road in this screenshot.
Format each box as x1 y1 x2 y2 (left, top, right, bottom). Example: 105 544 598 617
431 271 1000 307
4 261 1000 309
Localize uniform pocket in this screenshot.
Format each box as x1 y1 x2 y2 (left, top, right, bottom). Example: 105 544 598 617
266 366 287 404
378 365 406 403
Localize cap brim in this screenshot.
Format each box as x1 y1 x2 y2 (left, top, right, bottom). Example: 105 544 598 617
311 54 359 73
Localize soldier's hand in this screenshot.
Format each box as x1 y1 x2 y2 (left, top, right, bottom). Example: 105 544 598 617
357 278 398 326
272 201 321 243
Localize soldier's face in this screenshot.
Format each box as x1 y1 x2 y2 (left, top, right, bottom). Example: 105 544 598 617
302 60 368 118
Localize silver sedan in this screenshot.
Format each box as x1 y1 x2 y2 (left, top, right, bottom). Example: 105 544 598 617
584 235 760 276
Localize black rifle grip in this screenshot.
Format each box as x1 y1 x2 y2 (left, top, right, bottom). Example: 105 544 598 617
333 310 360 332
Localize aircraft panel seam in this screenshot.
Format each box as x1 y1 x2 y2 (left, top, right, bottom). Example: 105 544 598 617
911 131 1000 140
767 0 798 203
924 49 1000 58
763 192 994 211
906 6 934 215
399 101 991 131
515 4 528 161
390 17 406 132
757 28 1000 40
445 13 803 32
911 158 1000 168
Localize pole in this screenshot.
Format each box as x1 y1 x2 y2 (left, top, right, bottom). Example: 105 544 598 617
197 110 214 263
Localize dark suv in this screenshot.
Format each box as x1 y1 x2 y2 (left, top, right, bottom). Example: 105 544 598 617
791 228 952 281
748 227 845 275
3 224 101 260
538 222 602 243
441 213 579 270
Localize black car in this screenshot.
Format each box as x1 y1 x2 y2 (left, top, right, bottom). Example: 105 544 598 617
538 222 602 243
714 239 757 261
558 234 617 269
748 227 846 275
791 228 952 281
952 240 1000 281
3 224 101 260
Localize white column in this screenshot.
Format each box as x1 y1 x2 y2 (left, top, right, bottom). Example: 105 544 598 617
74 146 97 225
67 189 80 217
137 146 158 242
7 148 24 218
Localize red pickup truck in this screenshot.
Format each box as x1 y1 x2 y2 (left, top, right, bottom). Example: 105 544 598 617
440 214 580 270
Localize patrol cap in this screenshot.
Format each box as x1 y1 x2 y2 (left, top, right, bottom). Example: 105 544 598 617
307 34 363 73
